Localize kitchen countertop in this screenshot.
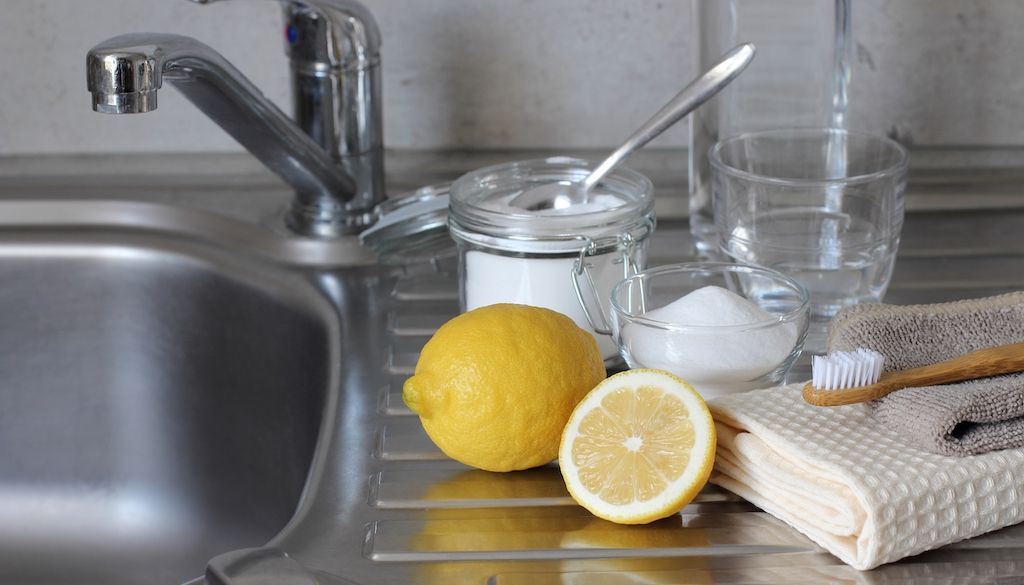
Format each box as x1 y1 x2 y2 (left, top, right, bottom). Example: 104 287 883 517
2 151 1024 583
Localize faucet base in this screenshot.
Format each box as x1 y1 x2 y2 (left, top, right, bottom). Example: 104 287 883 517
286 202 374 238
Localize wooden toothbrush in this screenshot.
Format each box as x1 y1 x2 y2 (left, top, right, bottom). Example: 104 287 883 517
802 342 1024 407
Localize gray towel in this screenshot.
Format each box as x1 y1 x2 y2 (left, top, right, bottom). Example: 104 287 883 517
827 292 1024 456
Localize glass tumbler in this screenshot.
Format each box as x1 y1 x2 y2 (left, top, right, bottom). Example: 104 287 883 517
710 128 908 349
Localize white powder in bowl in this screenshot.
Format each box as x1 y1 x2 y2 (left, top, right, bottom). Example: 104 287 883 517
620 285 798 396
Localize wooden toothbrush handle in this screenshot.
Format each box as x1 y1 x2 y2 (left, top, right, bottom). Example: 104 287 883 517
876 341 1024 395
803 341 1024 407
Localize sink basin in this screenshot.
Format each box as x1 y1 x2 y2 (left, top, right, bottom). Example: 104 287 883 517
0 218 339 583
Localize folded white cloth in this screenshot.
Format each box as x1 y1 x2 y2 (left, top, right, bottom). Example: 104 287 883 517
709 384 1024 570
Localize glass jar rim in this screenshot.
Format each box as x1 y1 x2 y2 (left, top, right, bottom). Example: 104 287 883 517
610 262 810 332
709 128 909 187
449 157 655 240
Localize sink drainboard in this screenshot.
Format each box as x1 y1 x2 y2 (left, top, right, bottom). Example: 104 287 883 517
359 268 843 584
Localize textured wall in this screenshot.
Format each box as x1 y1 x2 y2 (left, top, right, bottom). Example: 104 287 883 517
851 1 1024 146
0 0 1020 155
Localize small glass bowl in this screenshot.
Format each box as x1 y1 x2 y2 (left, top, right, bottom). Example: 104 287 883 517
610 262 810 399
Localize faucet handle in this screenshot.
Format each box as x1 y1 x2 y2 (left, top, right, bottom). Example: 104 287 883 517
282 0 381 71
188 0 380 70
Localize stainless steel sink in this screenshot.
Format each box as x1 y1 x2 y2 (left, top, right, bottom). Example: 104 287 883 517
3 168 1024 584
0 206 341 584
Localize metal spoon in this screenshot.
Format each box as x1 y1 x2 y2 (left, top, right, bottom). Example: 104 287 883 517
509 43 756 212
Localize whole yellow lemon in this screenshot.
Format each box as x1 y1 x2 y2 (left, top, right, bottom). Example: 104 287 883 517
403 303 605 472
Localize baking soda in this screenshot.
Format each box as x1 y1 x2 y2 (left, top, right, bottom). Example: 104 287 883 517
462 191 632 360
620 286 798 396
465 252 625 359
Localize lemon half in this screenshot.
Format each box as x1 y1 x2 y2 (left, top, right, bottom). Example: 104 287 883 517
559 369 716 524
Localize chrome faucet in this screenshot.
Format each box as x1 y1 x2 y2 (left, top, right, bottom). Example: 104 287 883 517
86 0 384 237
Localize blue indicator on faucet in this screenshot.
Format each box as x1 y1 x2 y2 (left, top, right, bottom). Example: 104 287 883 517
286 24 298 45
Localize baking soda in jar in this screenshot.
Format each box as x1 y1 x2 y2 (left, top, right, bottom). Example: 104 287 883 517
464 249 630 358
449 158 655 362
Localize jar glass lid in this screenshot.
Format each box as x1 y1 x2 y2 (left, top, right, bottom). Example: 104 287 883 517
448 157 655 240
359 183 454 260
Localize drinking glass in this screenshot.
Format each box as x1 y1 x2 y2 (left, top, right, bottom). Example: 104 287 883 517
710 128 908 350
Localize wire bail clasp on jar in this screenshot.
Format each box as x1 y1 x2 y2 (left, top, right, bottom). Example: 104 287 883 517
571 219 651 336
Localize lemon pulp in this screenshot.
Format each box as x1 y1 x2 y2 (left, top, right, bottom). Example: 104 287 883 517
560 369 715 524
574 384 696 504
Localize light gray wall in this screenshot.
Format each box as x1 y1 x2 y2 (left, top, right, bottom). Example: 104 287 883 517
852 1 1024 147
0 0 1021 155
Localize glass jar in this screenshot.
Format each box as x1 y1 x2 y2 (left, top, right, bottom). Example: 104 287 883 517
449 157 655 361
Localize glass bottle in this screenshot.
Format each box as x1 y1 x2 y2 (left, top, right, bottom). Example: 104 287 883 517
690 0 853 255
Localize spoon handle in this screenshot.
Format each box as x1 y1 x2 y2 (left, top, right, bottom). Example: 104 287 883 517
582 43 756 193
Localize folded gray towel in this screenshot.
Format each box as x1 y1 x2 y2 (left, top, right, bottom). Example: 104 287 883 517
827 292 1024 456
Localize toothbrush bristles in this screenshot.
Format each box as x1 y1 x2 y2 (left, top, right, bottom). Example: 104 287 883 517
812 348 885 390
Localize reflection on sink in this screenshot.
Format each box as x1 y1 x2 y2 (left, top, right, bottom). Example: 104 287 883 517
0 228 338 583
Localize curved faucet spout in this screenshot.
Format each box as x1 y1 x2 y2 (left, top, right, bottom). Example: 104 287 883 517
87 33 360 235
188 0 385 231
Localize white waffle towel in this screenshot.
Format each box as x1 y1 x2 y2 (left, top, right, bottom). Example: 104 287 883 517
709 384 1024 570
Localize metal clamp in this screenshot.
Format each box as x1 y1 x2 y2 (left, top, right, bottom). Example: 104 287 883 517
571 228 646 336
